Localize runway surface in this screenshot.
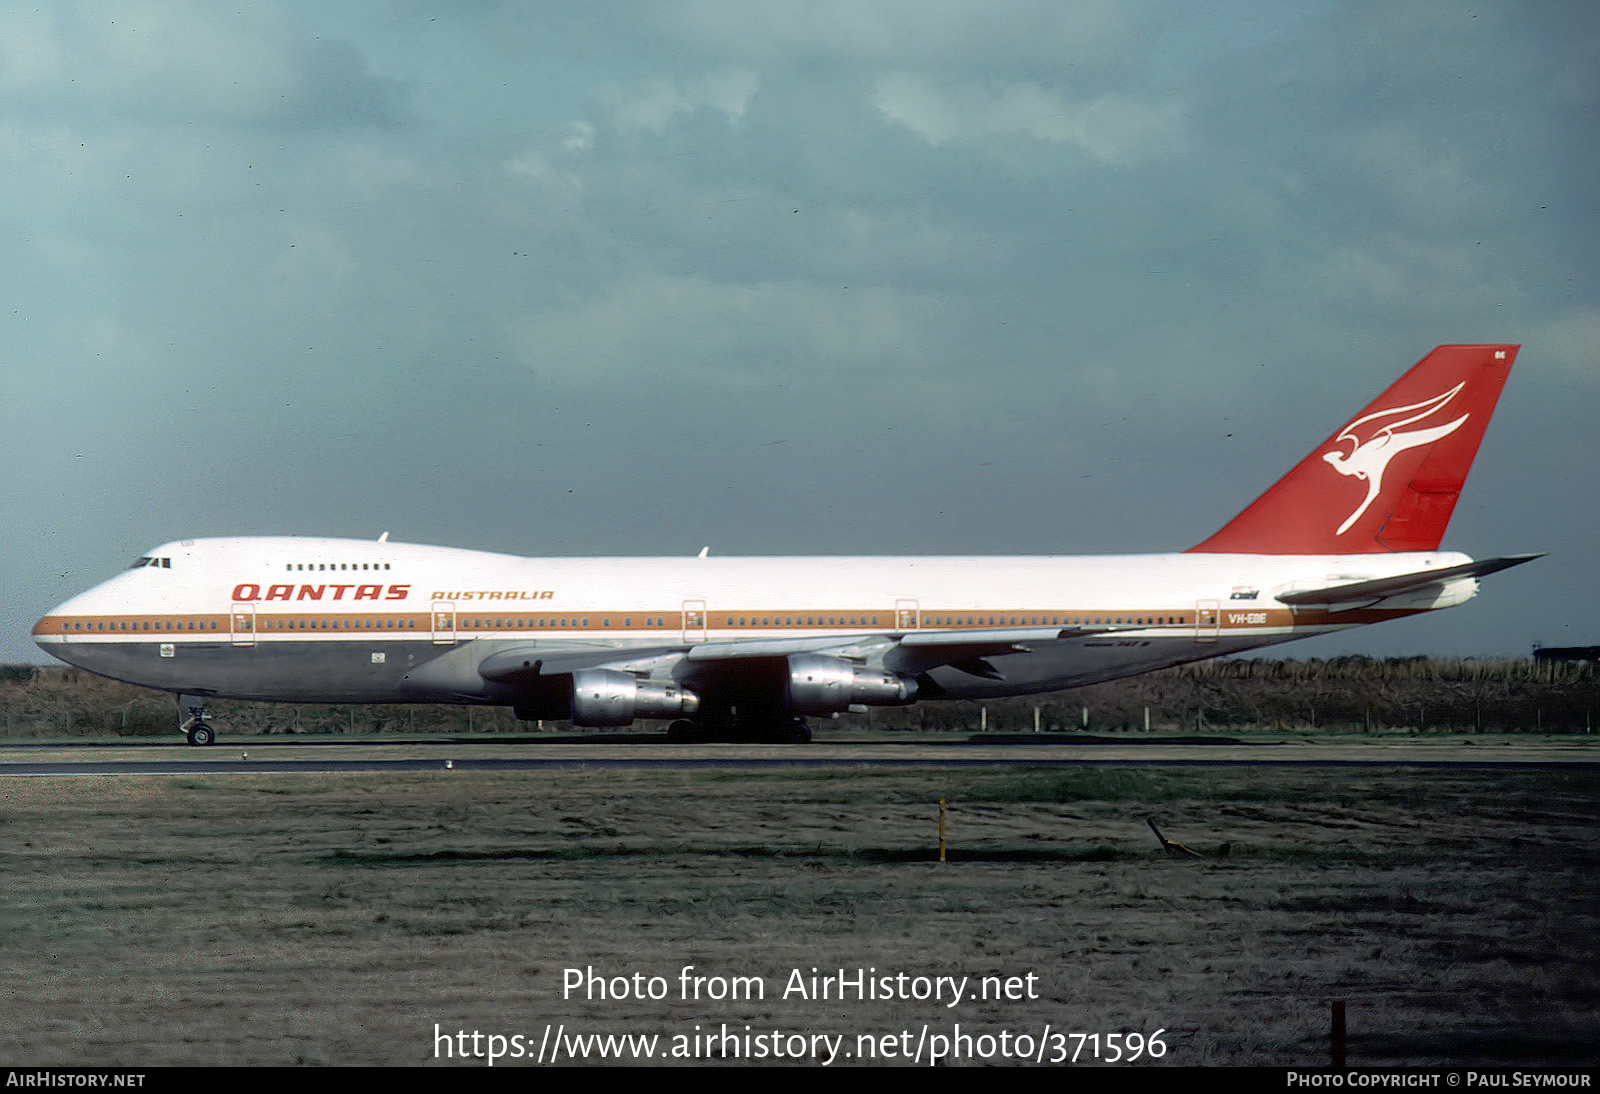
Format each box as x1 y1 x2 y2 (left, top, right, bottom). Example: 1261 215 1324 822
2 732 1594 775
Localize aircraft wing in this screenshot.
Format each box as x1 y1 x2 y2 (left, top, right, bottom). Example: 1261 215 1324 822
882 624 1115 678
475 643 687 684
474 623 1116 686
474 636 891 686
1275 553 1542 606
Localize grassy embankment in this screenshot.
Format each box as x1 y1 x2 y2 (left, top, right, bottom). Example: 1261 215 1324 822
2 656 1595 738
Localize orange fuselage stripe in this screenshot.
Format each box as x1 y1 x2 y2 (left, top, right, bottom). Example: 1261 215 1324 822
34 604 1411 638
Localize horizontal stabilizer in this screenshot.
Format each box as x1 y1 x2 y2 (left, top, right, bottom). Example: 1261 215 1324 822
1276 553 1542 606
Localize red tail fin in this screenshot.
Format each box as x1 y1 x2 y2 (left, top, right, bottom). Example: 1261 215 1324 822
1188 344 1517 554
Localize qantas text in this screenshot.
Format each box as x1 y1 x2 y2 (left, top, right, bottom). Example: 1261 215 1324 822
231 584 411 602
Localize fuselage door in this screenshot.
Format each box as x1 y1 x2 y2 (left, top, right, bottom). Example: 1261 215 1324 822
896 599 920 631
230 603 255 647
1195 599 1220 643
431 601 456 645
682 600 707 643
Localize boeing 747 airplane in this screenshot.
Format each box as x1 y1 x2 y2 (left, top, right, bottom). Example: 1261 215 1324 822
34 344 1537 744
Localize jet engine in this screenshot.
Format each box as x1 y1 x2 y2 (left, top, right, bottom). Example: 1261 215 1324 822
785 654 916 715
569 669 700 727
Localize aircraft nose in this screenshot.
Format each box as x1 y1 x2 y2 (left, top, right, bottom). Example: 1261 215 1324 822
34 602 69 660
33 589 92 664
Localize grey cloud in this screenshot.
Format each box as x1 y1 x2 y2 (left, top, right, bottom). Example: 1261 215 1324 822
0 1 410 130
1 2 1593 663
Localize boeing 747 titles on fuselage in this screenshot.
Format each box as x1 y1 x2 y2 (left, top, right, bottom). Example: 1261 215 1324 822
35 344 1539 744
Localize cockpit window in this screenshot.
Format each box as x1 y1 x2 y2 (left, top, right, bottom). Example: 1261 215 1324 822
130 557 151 569
129 556 171 569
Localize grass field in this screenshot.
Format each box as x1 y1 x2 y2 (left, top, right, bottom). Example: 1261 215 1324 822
2 761 1595 1066
5 656 1597 738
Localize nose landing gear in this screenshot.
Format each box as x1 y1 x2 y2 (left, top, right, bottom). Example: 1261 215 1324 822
178 694 216 746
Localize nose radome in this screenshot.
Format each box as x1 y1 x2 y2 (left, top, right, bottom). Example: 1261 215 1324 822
34 597 77 664
32 580 118 661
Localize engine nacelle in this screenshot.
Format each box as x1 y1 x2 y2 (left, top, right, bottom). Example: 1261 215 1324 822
785 654 916 716
569 669 700 727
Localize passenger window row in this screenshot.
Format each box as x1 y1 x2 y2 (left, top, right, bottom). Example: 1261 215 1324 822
57 612 1204 635
257 619 417 630
284 562 392 571
69 620 214 631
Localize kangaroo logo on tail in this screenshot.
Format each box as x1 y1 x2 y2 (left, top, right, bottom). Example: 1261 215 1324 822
1321 383 1468 535
1189 345 1515 555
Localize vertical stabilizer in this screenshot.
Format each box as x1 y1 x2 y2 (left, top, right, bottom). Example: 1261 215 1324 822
1188 344 1517 554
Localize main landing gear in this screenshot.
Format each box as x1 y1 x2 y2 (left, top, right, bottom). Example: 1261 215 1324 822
178 695 216 747
665 712 813 744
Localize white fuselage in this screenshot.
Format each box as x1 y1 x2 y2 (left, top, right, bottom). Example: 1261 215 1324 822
29 345 1522 740
33 536 1478 707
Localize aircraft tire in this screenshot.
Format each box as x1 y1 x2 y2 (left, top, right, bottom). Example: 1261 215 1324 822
666 719 703 743
186 723 215 747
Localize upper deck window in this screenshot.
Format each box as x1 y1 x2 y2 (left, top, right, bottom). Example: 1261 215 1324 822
286 561 392 571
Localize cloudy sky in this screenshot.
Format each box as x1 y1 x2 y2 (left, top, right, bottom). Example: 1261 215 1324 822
3 1 1595 664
